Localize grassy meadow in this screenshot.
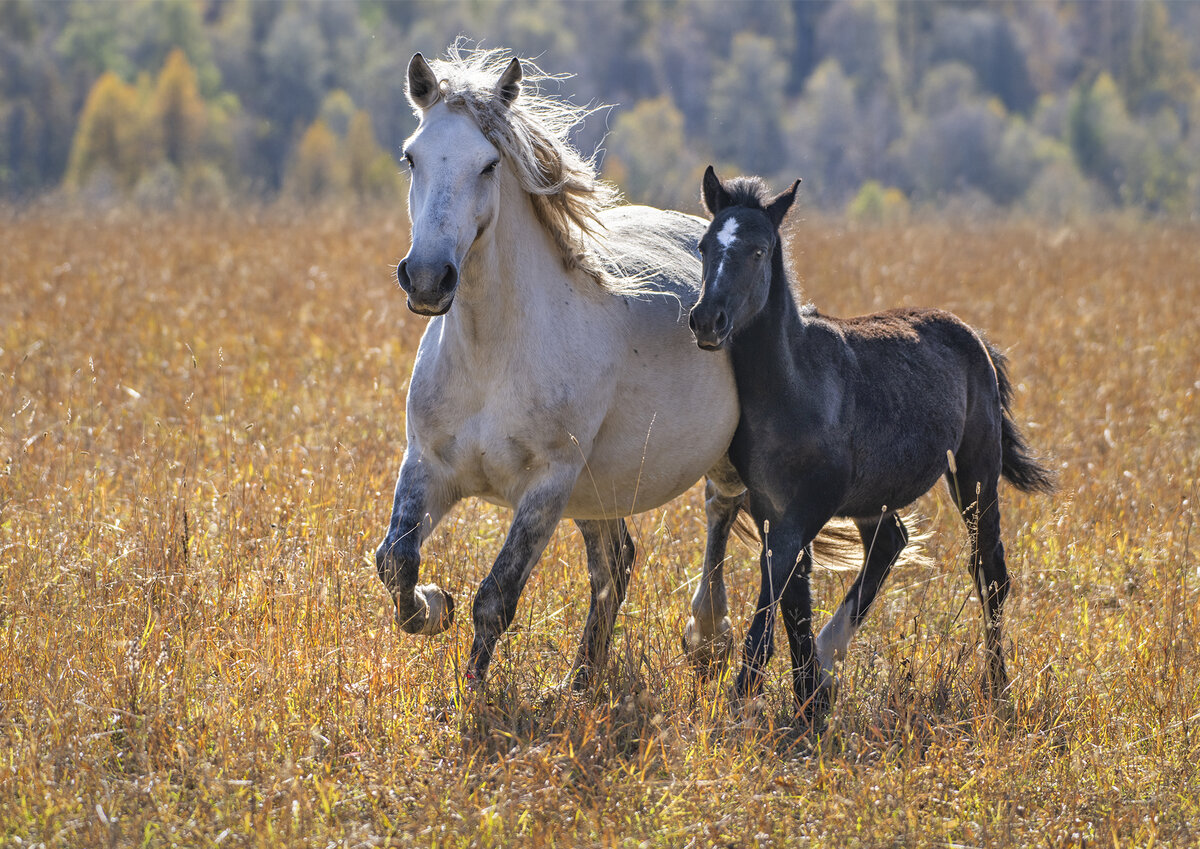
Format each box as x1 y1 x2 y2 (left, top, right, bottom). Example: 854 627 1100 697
1 206 1197 847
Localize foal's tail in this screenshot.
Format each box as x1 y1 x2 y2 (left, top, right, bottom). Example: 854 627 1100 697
731 509 875 572
987 342 1056 494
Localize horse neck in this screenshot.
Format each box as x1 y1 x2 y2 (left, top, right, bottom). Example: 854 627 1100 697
449 173 575 351
730 248 806 394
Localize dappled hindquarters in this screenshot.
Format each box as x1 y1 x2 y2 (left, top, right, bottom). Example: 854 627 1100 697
1 208 1197 846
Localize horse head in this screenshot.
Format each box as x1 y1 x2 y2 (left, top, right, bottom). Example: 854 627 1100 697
396 53 522 316
689 166 799 350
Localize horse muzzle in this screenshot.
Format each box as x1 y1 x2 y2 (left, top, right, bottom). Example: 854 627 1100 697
689 306 731 351
397 258 459 316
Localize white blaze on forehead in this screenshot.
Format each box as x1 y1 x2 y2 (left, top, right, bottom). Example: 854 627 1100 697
716 216 740 249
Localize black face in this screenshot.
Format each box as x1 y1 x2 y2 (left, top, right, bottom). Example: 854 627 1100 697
689 208 777 350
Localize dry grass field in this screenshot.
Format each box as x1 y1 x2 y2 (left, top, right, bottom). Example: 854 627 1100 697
1 205 1197 847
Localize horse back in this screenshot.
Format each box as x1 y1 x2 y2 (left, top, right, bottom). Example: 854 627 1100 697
819 307 1003 515
597 205 708 302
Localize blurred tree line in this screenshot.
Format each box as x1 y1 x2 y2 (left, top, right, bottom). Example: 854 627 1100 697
2 0 1199 218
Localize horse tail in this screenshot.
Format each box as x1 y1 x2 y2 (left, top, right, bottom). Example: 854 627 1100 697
987 341 1056 495
731 505 871 573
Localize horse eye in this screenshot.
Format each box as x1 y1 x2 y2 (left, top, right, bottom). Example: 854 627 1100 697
404 152 415 169
754 249 765 259
481 160 498 176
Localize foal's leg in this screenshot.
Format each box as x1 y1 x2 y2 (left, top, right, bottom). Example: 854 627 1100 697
946 455 1010 696
737 523 831 725
815 514 909 670
683 458 745 673
375 451 457 635
570 518 635 690
734 522 813 704
468 469 577 684
779 542 828 724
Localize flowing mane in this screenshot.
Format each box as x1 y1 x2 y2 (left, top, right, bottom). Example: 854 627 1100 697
418 44 623 288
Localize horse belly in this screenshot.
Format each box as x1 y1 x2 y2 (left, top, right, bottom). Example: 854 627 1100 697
563 349 739 519
841 420 964 518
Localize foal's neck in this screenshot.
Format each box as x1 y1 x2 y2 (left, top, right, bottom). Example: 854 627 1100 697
731 245 806 386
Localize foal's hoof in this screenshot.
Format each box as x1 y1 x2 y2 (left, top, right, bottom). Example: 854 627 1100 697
682 616 735 677
801 672 836 731
816 666 839 709
396 583 455 635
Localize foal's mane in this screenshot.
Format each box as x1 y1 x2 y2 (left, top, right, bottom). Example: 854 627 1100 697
421 44 625 289
722 176 774 213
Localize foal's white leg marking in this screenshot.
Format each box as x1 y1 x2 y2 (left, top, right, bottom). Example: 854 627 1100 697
816 604 857 670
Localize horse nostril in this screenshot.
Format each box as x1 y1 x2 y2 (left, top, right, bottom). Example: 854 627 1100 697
688 312 700 334
438 264 458 293
396 260 410 289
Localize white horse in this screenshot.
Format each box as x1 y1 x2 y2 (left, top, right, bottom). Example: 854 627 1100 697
375 47 852 689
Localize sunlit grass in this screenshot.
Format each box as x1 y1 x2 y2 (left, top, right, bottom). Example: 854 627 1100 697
1 206 1197 846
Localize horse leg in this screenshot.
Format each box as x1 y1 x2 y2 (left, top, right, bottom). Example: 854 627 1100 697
683 457 745 675
733 523 810 705
815 513 909 674
946 452 1011 696
468 470 576 685
375 451 456 635
570 518 635 690
779 542 828 725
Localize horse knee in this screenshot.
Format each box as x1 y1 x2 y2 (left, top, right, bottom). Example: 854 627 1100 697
472 575 514 635
375 539 415 594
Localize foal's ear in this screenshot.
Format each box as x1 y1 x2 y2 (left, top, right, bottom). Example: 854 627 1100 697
407 53 441 111
495 57 522 107
702 165 732 216
765 178 801 229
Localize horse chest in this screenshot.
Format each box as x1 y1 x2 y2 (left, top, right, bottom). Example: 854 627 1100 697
408 368 589 502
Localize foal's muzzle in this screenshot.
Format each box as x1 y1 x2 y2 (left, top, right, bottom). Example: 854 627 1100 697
689 306 730 351
397 258 459 316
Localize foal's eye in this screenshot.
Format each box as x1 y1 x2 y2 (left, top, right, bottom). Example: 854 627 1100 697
481 160 498 176
403 152 415 169
754 249 765 259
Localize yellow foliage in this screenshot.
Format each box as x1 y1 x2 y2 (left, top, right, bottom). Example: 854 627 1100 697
285 118 346 199
346 110 400 200
65 71 143 189
846 180 909 224
151 47 207 168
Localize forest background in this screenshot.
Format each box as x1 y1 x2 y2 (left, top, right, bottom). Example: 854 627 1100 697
4 0 1200 220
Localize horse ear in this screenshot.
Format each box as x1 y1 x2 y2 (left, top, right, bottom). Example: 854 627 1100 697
765 179 801 229
702 165 731 216
495 57 522 107
407 53 440 110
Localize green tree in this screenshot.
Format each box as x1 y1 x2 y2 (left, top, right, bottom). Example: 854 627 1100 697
1124 0 1194 117
603 96 701 212
707 32 789 175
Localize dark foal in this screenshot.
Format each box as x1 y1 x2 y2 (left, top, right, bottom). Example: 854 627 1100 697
689 166 1053 724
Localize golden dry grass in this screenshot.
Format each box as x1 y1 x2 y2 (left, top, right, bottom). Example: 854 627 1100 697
1 206 1197 847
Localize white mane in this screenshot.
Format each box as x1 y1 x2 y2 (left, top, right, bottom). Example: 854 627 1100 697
421 43 633 290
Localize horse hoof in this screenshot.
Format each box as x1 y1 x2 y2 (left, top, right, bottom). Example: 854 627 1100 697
817 666 839 707
682 616 734 677
795 671 837 733
396 584 455 635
